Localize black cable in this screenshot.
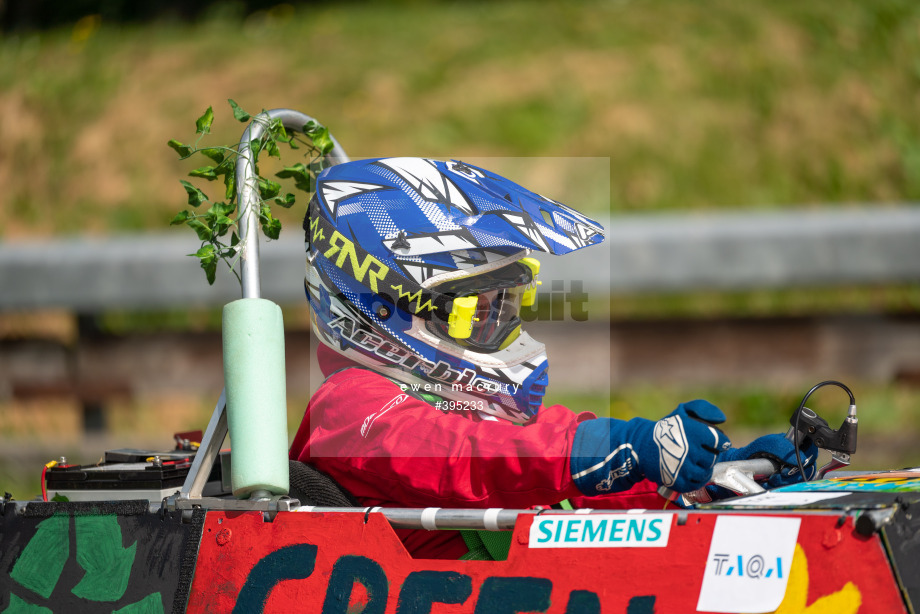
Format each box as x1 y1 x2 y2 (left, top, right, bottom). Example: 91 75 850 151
792 380 855 483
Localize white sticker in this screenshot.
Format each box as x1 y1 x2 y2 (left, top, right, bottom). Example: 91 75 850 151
725 491 845 507
697 515 800 613
528 514 671 548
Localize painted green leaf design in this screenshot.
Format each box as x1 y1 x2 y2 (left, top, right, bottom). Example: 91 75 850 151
9 515 69 600
71 515 137 602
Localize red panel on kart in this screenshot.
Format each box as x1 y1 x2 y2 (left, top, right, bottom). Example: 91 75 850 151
187 510 904 613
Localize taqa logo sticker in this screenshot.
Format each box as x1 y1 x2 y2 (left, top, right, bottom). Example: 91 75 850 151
709 553 785 579
697 515 800 613
528 514 672 548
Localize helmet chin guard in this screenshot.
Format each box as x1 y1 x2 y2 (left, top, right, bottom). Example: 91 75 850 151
305 157 604 422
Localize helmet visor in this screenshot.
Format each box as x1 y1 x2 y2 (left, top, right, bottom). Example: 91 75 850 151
427 262 533 352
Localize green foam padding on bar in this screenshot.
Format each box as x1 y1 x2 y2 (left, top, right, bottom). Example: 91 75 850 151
222 298 290 497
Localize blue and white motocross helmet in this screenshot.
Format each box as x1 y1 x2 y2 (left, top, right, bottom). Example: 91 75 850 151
304 157 604 423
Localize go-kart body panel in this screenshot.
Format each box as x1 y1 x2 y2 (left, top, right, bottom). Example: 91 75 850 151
2 493 913 613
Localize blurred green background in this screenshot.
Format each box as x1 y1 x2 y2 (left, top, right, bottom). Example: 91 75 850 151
2 0 920 498
5 0 920 237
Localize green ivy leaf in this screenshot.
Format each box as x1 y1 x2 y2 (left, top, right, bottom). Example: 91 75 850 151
189 166 218 180
223 172 235 200
258 177 281 199
261 215 281 240
174 105 336 287
194 244 218 285
288 173 311 192
195 244 216 261
259 202 270 220
196 106 214 135
275 163 313 192
168 139 193 158
213 159 234 177
275 163 308 179
270 120 291 143
212 201 236 217
228 99 251 123
179 180 208 207
200 148 225 164
304 121 334 155
187 219 211 241
203 260 217 284
213 215 234 237
311 127 335 155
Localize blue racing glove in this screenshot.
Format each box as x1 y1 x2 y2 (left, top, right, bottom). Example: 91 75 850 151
571 399 732 496
717 434 819 488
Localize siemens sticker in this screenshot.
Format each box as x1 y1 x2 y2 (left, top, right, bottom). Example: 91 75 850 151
528 514 672 548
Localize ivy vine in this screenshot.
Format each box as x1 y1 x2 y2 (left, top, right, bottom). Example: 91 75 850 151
168 99 334 284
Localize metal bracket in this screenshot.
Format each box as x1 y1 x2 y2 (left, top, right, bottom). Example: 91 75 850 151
816 450 851 480
165 492 298 518
179 389 228 500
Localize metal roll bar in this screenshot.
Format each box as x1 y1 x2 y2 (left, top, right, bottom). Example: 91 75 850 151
174 110 349 508
236 109 349 299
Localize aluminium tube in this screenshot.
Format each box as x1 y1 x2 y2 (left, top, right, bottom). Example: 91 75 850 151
235 109 350 299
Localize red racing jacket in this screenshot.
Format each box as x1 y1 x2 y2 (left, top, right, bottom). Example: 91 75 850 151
290 344 666 559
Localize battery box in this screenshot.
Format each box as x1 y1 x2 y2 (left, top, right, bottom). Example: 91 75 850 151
44 434 230 502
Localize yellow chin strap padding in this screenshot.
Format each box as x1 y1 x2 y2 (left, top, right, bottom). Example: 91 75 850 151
519 257 542 307
448 296 479 339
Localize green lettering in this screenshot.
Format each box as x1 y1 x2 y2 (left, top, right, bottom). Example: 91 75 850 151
324 231 389 293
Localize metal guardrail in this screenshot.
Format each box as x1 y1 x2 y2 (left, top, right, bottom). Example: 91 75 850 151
1 206 919 311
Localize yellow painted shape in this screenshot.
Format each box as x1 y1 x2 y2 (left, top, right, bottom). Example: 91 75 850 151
773 544 861 614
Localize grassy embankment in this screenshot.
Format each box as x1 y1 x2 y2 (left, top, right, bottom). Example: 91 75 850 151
2 0 920 498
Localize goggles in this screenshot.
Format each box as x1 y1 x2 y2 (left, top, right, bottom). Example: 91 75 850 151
429 258 541 352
